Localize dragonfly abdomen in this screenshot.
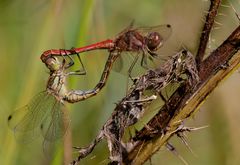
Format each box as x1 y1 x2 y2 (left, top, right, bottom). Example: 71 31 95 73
64 51 119 103
64 90 98 103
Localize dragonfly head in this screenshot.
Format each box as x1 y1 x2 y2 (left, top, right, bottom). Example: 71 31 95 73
44 57 62 72
146 32 164 52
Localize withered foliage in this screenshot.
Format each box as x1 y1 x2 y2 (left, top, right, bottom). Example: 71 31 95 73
71 50 199 165
71 0 240 164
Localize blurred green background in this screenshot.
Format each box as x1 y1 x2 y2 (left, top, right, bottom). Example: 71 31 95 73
0 0 239 164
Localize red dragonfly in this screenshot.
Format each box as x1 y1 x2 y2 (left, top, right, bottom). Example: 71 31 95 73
40 23 172 76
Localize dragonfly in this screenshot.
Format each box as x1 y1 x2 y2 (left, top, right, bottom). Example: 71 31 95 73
7 54 109 144
40 23 172 77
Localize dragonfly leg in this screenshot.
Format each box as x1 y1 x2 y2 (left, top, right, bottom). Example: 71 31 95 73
148 49 158 57
141 49 159 70
147 50 157 62
76 52 86 75
140 54 148 69
67 48 87 75
59 48 86 76
64 54 75 69
128 53 139 81
71 131 104 165
67 54 87 75
58 49 73 68
59 49 79 70
124 54 139 94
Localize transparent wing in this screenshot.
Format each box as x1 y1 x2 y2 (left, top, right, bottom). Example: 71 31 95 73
112 51 138 75
115 21 135 38
113 52 156 76
136 24 173 63
112 54 124 73
136 24 172 42
41 102 70 157
40 101 69 142
8 91 56 143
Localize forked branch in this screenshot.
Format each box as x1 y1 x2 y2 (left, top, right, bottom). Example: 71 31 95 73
127 25 240 164
127 3 240 164
71 0 240 164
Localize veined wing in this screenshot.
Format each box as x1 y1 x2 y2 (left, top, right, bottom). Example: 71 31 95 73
136 24 173 63
112 51 151 77
40 99 69 157
135 24 172 43
8 91 57 143
40 100 69 142
115 21 135 38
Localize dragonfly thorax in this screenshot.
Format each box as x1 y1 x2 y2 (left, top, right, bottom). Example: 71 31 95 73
114 30 145 52
47 71 67 102
45 57 68 102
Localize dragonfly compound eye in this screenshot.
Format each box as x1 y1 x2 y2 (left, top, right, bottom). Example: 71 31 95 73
146 32 163 51
45 57 61 71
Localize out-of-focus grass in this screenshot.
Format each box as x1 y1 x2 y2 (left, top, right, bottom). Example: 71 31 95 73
0 0 239 165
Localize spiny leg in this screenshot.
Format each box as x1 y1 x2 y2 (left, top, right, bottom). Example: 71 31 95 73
76 52 86 74
125 53 139 94
66 48 87 75
65 54 74 69
67 53 87 75
71 131 104 165
59 49 73 68
147 49 158 58
140 50 150 70
140 54 148 69
61 52 85 75
128 53 139 81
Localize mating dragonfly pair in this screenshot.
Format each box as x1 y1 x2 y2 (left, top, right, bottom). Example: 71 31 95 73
8 23 172 147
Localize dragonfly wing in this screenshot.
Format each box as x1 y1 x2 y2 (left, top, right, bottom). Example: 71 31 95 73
137 24 173 61
40 101 69 142
40 101 70 157
112 54 124 73
136 24 172 42
115 21 135 37
112 52 152 77
8 91 55 143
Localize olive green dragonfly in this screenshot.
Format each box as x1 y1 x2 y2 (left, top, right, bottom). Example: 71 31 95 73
7 53 117 144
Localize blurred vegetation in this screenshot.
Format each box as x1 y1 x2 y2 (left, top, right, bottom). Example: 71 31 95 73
0 0 239 165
